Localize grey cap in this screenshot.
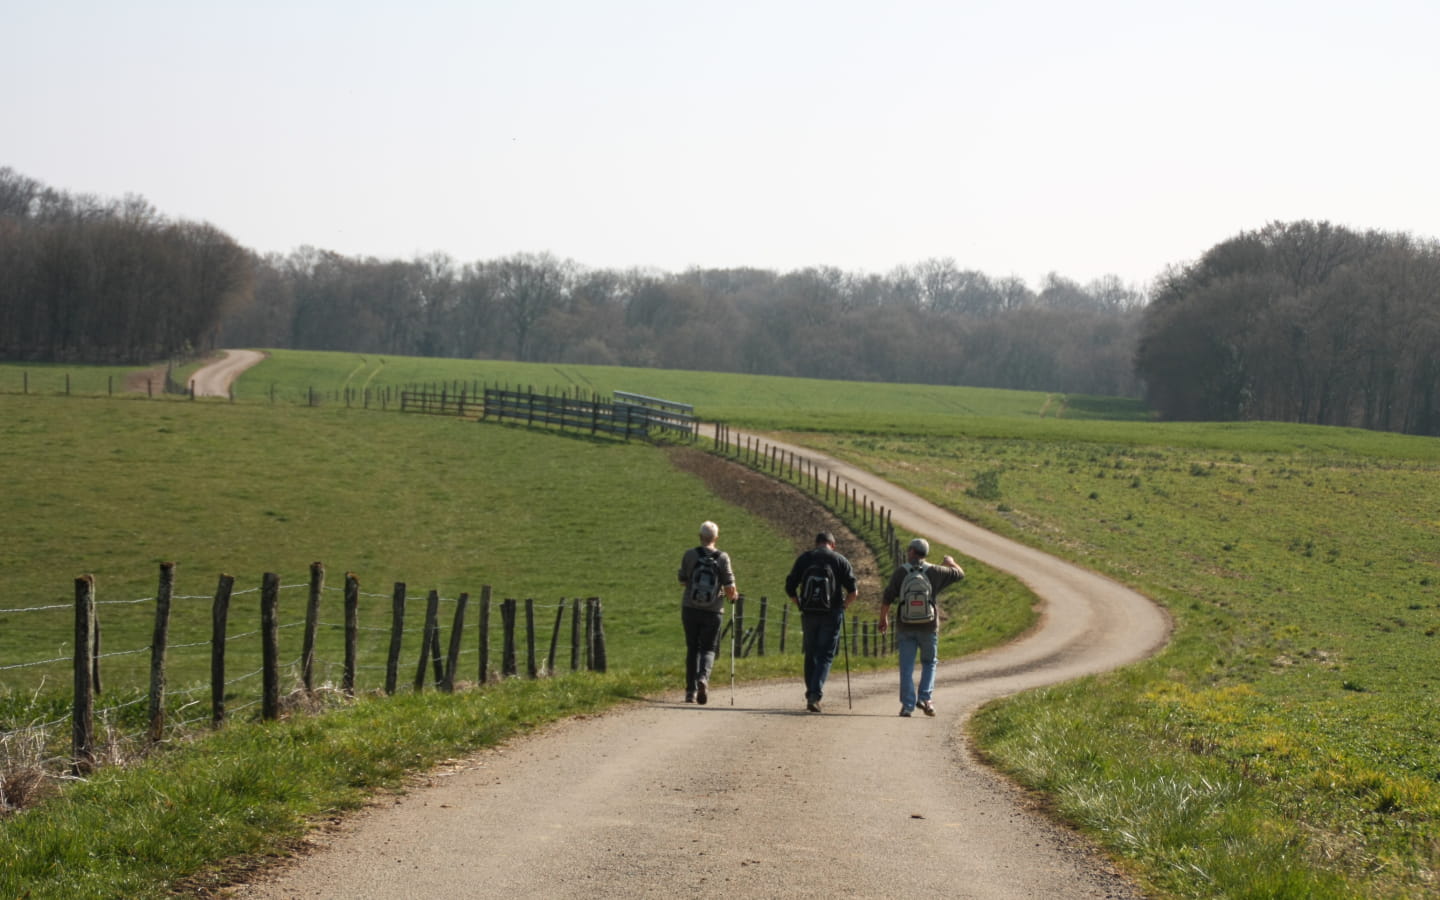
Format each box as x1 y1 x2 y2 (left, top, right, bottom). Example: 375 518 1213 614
908 538 930 556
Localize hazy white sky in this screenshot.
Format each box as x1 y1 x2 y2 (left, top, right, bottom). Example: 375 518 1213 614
4 1 1437 289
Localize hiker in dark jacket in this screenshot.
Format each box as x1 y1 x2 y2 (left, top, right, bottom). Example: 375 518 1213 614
784 531 858 713
879 538 964 717
677 520 737 705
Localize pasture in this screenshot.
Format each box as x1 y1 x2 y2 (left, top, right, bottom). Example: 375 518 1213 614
5 347 1438 897
800 427 1440 898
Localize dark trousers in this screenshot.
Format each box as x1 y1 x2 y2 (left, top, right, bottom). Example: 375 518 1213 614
682 605 723 693
800 608 845 702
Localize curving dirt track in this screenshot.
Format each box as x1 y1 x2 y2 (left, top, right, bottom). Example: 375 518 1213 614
191 349 267 397
225 422 1170 898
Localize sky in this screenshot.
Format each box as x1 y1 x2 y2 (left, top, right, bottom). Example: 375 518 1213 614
4 0 1437 290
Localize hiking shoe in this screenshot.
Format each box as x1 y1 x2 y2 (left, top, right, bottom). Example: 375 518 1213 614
685 693 695 703
806 700 821 713
918 700 935 717
696 682 708 705
899 707 913 717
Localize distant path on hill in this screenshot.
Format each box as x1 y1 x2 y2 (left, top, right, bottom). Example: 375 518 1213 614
190 349 265 397
231 428 1170 900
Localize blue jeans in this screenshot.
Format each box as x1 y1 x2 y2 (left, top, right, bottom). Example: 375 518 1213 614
800 609 845 702
897 628 938 711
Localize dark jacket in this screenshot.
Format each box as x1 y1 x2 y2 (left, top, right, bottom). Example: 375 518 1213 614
785 546 857 612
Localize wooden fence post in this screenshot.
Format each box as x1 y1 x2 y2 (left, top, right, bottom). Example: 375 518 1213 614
732 594 745 660
415 590 440 691
343 572 359 695
429 606 445 686
591 598 607 673
443 592 468 692
502 599 518 677
583 598 594 670
546 599 565 675
302 561 324 693
211 574 234 726
72 575 96 775
525 599 537 679
386 582 406 695
478 586 491 684
757 595 768 657
261 573 281 721
779 604 789 653
570 598 581 671
147 561 176 744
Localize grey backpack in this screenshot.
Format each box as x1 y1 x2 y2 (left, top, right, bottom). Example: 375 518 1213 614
897 562 935 624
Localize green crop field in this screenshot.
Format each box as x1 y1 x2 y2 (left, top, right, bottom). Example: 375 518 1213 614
6 347 1439 898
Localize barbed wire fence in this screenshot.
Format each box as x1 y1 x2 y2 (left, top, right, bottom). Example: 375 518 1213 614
0 563 608 792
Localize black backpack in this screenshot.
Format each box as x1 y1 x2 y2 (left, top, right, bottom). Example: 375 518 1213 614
686 548 724 611
797 558 836 612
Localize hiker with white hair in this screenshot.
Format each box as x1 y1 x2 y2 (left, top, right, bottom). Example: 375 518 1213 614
676 520 738 704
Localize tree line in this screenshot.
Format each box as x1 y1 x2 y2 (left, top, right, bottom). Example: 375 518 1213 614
1136 221 1440 435
220 250 1146 397
7 166 1440 435
0 168 251 364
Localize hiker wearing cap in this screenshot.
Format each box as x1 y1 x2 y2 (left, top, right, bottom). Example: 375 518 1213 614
677 520 738 704
784 531 858 713
879 538 964 717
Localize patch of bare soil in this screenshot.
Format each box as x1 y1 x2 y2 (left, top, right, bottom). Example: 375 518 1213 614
123 363 168 394
666 446 883 601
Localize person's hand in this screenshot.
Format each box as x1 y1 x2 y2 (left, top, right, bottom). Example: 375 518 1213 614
877 615 888 634
942 555 959 568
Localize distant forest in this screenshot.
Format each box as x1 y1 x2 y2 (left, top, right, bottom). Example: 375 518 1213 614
3 167 1438 434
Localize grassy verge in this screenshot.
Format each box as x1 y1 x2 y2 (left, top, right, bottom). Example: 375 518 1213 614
0 673 661 899
798 428 1440 898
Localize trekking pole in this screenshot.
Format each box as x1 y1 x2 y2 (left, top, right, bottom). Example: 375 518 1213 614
729 609 736 706
841 615 852 710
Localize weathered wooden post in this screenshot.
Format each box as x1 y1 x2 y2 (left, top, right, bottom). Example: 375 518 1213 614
443 592 468 692
429 606 445 686
261 573 281 721
546 599 565 675
72 575 96 774
147 561 176 744
583 598 594 670
570 597 581 671
732 594 745 660
302 561 324 693
591 598 607 673
779 603 789 653
415 590 440 691
478 586 491 684
757 595 768 657
343 573 359 695
385 582 406 695
525 599 537 678
501 599 518 677
211 574 234 726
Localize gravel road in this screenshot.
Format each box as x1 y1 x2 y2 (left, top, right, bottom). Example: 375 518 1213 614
219 401 1169 899
190 349 266 397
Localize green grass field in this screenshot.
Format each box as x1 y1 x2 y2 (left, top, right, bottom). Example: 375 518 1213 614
6 347 1440 897
796 428 1440 898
